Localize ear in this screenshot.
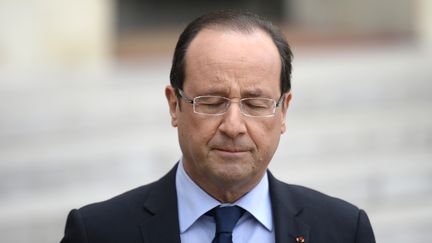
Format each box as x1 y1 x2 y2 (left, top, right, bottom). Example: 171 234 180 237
280 92 292 134
165 85 179 127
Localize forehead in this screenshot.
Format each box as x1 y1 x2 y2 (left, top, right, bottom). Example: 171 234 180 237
183 28 281 96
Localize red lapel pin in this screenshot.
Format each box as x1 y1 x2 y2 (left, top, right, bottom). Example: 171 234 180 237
296 236 305 243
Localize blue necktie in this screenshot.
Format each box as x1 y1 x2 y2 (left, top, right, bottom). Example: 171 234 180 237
210 206 245 243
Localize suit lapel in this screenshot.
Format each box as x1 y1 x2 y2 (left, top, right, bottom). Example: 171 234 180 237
137 166 310 243
140 165 181 243
269 171 310 243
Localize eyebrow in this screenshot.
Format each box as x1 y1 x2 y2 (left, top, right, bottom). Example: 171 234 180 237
199 87 230 96
195 86 271 98
241 89 265 98
242 86 279 99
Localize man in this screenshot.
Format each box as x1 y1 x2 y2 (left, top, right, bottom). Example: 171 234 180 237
60 11 375 243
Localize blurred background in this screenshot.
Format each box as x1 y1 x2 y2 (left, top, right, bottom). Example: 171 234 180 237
1 0 431 242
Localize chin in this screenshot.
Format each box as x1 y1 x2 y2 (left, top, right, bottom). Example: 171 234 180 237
211 164 255 184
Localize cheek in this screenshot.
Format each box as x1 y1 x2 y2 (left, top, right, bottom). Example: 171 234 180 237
250 119 281 141
249 120 282 155
179 115 218 148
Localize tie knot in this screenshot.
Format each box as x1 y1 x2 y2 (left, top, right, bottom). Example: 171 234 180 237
211 206 245 234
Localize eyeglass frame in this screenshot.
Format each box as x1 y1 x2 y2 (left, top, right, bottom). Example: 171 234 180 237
175 88 286 118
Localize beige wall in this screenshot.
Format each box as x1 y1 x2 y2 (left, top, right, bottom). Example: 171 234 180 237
417 0 432 50
289 0 414 35
0 0 113 72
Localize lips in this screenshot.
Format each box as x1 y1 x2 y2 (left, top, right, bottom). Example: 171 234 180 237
210 146 252 159
215 149 247 153
209 137 254 154
211 147 251 153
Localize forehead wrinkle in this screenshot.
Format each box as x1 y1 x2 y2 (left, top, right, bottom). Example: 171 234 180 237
203 58 275 75
196 65 275 98
200 86 230 96
205 61 271 86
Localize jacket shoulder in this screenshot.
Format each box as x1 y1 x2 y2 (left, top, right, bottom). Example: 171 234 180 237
79 181 154 216
61 166 179 243
79 164 178 217
288 183 360 213
269 174 376 242
286 184 375 242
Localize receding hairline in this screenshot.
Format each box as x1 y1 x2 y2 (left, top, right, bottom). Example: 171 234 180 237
188 24 278 47
183 24 281 71
184 25 281 66
182 26 283 97
198 21 260 34
169 10 292 95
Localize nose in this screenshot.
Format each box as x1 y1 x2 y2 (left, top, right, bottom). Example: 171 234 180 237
218 101 247 138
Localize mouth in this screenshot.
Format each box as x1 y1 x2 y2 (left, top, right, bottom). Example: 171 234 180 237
212 147 251 155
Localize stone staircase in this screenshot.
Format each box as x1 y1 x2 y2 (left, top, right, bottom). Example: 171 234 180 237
0 45 431 243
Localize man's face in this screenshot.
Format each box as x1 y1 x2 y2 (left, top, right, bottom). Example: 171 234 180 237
166 28 291 199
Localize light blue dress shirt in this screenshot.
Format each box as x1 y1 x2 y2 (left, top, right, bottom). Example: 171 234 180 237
176 159 275 243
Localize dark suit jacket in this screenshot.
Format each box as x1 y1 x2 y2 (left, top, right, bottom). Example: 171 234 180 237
60 165 375 243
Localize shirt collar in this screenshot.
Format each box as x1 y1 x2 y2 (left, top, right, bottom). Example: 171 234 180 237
176 158 273 233
176 159 220 233
236 171 273 231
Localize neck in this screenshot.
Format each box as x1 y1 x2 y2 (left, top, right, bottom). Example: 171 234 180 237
193 172 264 203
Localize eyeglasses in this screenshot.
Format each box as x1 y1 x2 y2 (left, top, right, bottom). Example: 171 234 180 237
176 89 285 117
